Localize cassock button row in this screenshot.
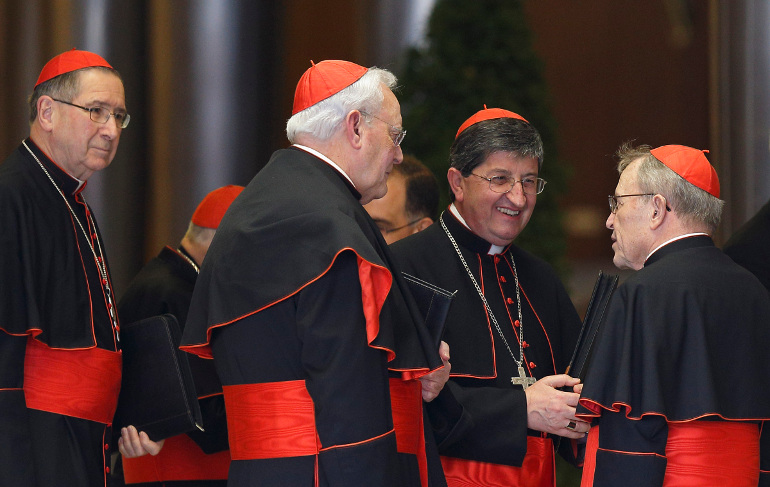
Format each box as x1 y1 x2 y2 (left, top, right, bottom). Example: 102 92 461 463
529 362 536 369
105 467 110 473
514 320 520 327
104 443 109 450
506 297 514 304
494 256 500 264
522 341 529 348
500 276 507 283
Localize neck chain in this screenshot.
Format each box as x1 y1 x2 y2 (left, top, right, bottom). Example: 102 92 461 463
22 141 120 342
177 247 200 274
440 215 535 389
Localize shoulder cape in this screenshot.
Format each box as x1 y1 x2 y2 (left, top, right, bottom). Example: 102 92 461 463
180 148 440 375
0 140 116 350
578 236 770 423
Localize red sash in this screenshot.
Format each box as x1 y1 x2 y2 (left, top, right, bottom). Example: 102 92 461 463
23 337 121 424
664 421 759 486
441 436 555 487
582 422 759 487
223 378 427 486
122 434 231 483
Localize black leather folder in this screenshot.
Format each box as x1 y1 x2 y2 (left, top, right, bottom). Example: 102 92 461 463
565 271 619 380
114 314 203 442
402 272 457 348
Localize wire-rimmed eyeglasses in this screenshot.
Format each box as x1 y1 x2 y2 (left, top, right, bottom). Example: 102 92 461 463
51 98 131 129
360 110 406 147
607 193 655 213
609 193 672 214
471 173 547 195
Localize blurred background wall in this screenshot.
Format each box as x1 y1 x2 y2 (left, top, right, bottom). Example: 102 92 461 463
1 0 769 314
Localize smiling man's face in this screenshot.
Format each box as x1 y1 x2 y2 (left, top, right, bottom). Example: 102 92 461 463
450 151 538 246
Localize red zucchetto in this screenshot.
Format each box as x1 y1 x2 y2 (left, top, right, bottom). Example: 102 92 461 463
650 145 720 198
35 49 113 88
191 185 245 229
291 60 368 115
456 105 529 139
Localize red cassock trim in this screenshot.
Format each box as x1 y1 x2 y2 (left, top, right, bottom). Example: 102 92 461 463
223 378 428 487
581 422 759 487
355 253 395 362
440 436 555 487
23 337 121 424
122 435 231 483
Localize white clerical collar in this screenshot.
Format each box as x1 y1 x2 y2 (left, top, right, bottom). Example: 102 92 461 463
646 232 709 262
448 203 506 255
293 144 356 189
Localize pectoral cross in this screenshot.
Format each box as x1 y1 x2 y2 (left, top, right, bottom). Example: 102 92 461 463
511 366 536 390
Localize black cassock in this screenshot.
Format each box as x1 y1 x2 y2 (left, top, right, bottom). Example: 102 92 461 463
391 208 582 485
0 140 120 487
181 147 445 487
116 246 229 486
577 236 770 487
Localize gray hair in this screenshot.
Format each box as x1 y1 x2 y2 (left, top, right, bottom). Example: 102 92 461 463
616 142 724 233
28 66 121 124
285 67 397 143
448 117 544 202
184 222 216 247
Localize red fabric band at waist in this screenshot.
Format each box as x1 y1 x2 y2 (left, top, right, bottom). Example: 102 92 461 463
122 434 231 483
582 421 759 487
224 380 320 460
441 436 555 487
663 421 759 487
223 378 427 485
23 337 122 424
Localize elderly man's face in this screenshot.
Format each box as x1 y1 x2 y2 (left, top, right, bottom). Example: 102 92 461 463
606 159 654 270
451 151 538 246
48 69 126 181
356 86 404 204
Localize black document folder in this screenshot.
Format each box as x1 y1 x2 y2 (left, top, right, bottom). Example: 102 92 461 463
114 314 203 442
402 272 457 348
565 271 619 381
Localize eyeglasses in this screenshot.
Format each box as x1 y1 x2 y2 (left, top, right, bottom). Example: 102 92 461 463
608 193 655 213
609 193 672 214
378 217 422 235
51 98 131 129
360 111 406 147
471 173 547 195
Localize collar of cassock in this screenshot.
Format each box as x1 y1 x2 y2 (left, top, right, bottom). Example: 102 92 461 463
644 233 713 267
25 138 86 195
447 203 511 255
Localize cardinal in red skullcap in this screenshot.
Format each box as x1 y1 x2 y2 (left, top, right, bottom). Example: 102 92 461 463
576 142 770 486
180 59 450 487
117 184 244 486
0 48 165 487
389 106 587 487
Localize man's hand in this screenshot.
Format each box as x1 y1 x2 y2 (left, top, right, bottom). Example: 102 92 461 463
419 341 451 402
118 425 165 458
524 374 589 439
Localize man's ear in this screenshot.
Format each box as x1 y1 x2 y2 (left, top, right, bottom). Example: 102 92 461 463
447 168 465 202
412 217 434 234
344 110 364 149
37 96 55 132
650 194 667 229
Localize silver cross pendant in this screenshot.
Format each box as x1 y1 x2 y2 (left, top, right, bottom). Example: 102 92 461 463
511 366 536 390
